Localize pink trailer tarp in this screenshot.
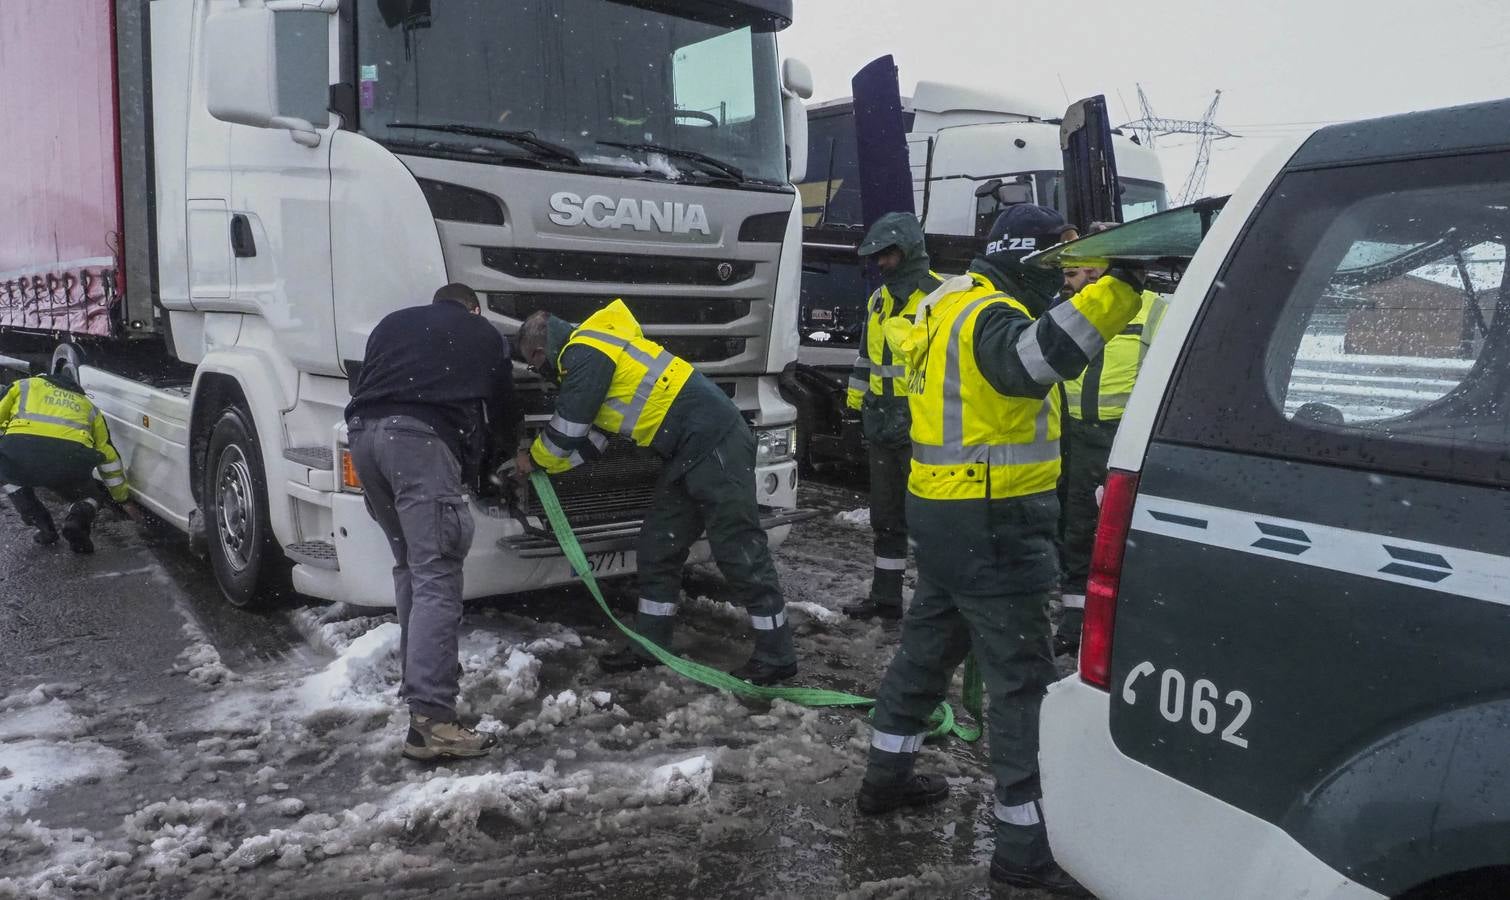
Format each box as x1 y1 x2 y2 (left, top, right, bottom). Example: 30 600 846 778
0 0 123 336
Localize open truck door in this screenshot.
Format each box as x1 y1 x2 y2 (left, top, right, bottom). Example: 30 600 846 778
786 54 916 471
1060 94 1123 230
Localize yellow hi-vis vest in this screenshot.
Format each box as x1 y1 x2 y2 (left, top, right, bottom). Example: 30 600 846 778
845 272 942 410
0 376 129 502
1064 290 1156 422
897 281 1062 501
536 301 694 474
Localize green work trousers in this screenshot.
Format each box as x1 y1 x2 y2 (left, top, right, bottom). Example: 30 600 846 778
634 425 795 668
865 491 1060 870
861 395 911 608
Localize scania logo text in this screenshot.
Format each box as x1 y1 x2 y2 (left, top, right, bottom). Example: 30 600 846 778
548 192 712 236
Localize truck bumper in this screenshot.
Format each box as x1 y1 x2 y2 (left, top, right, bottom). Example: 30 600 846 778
292 458 802 608
1039 678 1383 900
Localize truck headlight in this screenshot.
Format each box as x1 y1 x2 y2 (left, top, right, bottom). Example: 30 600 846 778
756 426 796 464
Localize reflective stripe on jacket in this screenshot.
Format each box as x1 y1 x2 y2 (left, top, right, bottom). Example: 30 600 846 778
889 272 1142 501
0 376 130 502
845 272 942 411
530 300 694 475
1064 290 1156 422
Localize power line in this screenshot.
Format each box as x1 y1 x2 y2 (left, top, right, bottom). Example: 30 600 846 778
1121 85 1237 205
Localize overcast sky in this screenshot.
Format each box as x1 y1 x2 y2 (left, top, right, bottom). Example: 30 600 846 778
779 0 1510 200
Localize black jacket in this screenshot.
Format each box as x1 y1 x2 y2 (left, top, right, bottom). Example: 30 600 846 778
345 300 519 475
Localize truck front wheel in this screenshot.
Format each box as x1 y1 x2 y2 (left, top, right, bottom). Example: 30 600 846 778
203 406 289 608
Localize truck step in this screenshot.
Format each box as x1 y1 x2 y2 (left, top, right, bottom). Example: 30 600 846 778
284 447 334 471
286 540 340 571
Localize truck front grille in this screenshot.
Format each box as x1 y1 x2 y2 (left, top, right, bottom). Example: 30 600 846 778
487 292 750 326
483 247 754 286
523 438 662 529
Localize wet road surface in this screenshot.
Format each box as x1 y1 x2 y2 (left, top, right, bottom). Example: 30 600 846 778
0 476 1065 899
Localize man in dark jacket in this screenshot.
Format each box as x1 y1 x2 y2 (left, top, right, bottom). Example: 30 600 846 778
345 283 519 761
514 299 798 686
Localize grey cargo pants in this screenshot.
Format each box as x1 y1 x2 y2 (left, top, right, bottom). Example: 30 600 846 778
348 415 475 722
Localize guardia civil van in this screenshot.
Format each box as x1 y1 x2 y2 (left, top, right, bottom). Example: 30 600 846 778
1035 100 1510 899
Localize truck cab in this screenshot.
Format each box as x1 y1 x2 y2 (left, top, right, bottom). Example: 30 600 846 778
2 0 813 608
790 79 1167 470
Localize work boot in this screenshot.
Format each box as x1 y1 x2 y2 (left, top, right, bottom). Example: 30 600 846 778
61 502 97 554
32 522 59 546
856 773 950 816
842 598 903 621
402 714 498 762
731 658 797 686
9 488 55 543
599 645 663 675
989 854 1091 896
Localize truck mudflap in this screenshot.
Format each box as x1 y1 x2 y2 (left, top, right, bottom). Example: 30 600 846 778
499 507 818 558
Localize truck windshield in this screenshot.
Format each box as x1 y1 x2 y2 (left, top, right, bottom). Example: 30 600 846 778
354 0 789 186
1043 174 1169 223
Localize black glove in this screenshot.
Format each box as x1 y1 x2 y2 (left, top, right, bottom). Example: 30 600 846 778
1105 265 1148 293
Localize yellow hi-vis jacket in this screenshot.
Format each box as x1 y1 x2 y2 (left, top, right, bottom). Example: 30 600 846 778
530 300 694 475
885 271 1142 501
845 272 943 410
1064 290 1157 423
0 376 130 502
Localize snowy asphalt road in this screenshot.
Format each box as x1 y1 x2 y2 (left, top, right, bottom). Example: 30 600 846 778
0 476 1066 899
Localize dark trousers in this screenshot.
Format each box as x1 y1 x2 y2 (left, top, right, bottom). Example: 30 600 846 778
635 425 795 668
1060 417 1118 638
0 435 104 536
866 492 1061 870
861 396 911 606
348 415 475 722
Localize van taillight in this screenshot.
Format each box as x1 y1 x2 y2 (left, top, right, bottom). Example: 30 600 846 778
1080 470 1140 690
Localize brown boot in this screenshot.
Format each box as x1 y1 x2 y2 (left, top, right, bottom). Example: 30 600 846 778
402 714 498 761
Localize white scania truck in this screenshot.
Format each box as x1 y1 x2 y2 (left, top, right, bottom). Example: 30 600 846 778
0 0 813 608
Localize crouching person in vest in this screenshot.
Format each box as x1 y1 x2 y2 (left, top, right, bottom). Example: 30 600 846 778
514 300 799 686
842 212 943 623
856 205 1144 896
0 372 131 553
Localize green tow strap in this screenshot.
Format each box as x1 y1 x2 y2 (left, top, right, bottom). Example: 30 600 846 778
530 471 983 742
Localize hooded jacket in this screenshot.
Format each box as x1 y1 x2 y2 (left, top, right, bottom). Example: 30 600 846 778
859 212 939 302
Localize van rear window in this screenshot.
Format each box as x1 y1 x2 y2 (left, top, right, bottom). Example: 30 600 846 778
1158 151 1510 487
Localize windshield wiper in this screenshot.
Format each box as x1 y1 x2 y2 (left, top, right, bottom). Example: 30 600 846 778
389 122 581 165
596 140 745 182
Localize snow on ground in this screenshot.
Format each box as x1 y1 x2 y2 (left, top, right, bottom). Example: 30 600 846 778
0 739 128 816
0 699 86 741
173 619 234 689
1 478 1010 897
834 507 872 528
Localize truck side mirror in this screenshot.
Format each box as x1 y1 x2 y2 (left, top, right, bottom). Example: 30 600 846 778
974 178 1004 199
205 6 325 148
781 58 814 184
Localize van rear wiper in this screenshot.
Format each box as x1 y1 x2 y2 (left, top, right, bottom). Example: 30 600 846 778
389 122 581 165
596 140 745 182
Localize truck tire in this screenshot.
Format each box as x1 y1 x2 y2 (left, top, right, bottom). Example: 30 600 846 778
203 405 289 608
